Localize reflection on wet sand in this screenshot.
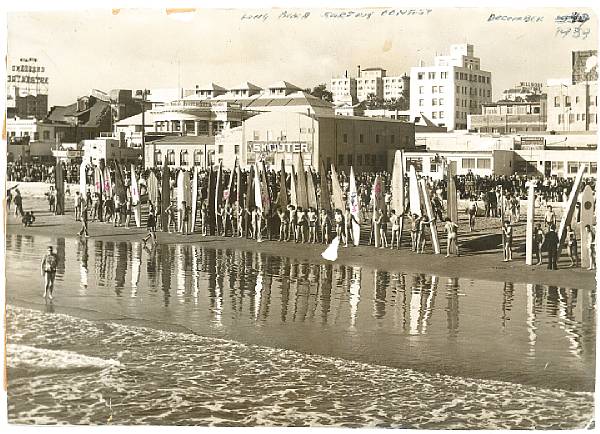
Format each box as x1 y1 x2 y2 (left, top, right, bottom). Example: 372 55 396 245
4 233 597 391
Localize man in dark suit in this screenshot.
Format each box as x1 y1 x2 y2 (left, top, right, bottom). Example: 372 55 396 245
545 224 559 270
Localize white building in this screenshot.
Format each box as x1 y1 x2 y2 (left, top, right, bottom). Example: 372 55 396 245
410 43 492 131
82 137 141 167
383 74 410 100
545 79 598 133
357 67 386 102
331 75 357 105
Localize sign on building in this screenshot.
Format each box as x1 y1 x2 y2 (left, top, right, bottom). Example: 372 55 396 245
520 137 545 150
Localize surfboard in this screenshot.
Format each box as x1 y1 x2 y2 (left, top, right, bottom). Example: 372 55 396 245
93 165 104 221
408 165 421 217
177 170 186 230
419 178 441 254
277 158 289 210
295 153 309 210
161 159 170 232
258 161 271 215
306 167 318 210
236 163 242 206
319 160 331 212
348 166 361 247
79 160 87 196
225 160 236 207
447 161 458 223
55 162 65 215
580 184 595 268
245 165 255 237
372 174 384 247
330 164 345 211
191 166 199 233
254 163 263 212
214 162 223 229
557 164 586 257
130 164 141 227
391 150 405 247
207 166 215 235
103 166 113 199
113 162 127 206
147 171 159 207
525 181 536 265
289 166 298 208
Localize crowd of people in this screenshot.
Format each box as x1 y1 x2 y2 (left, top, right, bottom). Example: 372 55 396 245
7 161 595 271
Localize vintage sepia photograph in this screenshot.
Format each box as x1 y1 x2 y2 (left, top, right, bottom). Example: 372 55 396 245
2 1 598 429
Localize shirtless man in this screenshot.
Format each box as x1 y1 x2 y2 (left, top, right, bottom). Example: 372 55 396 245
444 218 459 257
41 246 58 299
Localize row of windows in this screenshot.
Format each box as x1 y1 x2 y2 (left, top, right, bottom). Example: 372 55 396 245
418 85 446 94
418 98 445 106
554 95 598 107
7 130 52 140
557 113 598 124
456 72 490 84
337 153 386 166
154 146 239 165
406 157 491 171
342 133 410 145
416 71 449 80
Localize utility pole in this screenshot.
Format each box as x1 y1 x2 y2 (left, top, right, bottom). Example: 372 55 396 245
135 89 150 169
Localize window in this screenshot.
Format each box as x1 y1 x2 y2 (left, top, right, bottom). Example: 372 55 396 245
567 162 580 174
439 86 445 93
432 99 438 106
391 134 395 144
432 86 438 93
441 72 448 79
439 111 445 118
218 145 224 154
462 158 476 169
155 150 162 165
565 96 571 106
406 157 423 172
43 131 50 140
590 162 597 174
347 154 353 166
343 133 348 143
253 130 260 140
575 96 580 104
554 96 560 107
194 150 203 165
428 72 435 79
180 150 189 165
419 99 424 107
418 72 425 79
338 154 344 166
551 161 564 173
430 158 439 172
476 158 491 169
234 145 240 155
375 134 380 144
432 112 438 119
359 134 364 143
167 150 175 165
419 86 424 94
33 132 39 140
558 114 563 124
456 85 460 93
357 154 363 165
439 98 445 105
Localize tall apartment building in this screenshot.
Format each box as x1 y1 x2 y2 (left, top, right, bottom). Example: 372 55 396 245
546 50 598 133
357 67 386 101
331 75 357 105
410 44 492 130
383 74 410 100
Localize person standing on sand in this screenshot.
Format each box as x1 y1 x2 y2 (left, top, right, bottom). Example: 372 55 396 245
41 246 58 299
142 209 157 245
544 205 556 230
534 223 545 265
14 189 24 218
7 188 13 211
502 220 513 262
444 218 459 257
78 203 90 238
467 196 478 232
544 224 559 270
584 224 595 271
566 225 578 268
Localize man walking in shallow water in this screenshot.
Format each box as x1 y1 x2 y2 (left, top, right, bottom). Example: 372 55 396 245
41 246 58 299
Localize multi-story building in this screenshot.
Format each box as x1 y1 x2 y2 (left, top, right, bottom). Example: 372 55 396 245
572 50 598 84
501 82 543 101
356 67 386 101
6 57 49 119
383 74 410 100
467 99 547 133
546 79 598 132
331 74 357 105
410 43 492 131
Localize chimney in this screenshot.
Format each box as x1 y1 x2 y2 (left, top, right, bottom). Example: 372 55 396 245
357 65 361 77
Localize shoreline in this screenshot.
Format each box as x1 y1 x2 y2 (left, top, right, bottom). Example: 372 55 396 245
5 198 597 291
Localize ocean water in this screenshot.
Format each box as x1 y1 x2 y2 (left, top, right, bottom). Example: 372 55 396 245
6 306 594 428
4 233 597 427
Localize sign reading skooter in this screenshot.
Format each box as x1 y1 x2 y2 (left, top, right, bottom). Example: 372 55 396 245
247 141 312 166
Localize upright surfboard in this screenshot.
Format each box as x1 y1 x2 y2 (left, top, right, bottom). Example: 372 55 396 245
330 164 345 211
289 166 298 208
306 167 318 210
372 174 384 247
419 178 441 254
177 170 186 230
130 164 141 227
525 181 536 265
258 161 271 215
391 150 405 246
245 165 255 237
103 166 113 199
93 165 104 221
447 161 458 223
348 166 361 246
191 166 199 233
207 166 215 235
113 162 127 205
147 171 159 208
319 160 331 212
557 165 586 257
55 162 65 215
79 160 87 196
254 163 263 212
580 184 595 268
295 153 309 210
214 162 223 229
161 159 170 232
277 158 289 210
408 165 421 216
225 160 236 207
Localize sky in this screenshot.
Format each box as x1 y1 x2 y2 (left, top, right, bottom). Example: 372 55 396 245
6 5 598 107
